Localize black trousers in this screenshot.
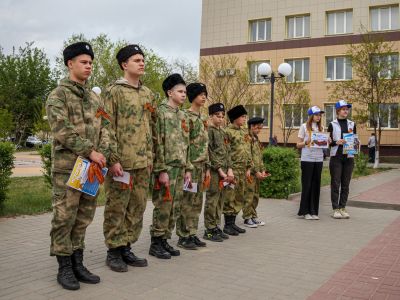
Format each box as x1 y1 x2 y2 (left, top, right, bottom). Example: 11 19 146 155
298 161 323 216
368 147 375 163
329 156 354 210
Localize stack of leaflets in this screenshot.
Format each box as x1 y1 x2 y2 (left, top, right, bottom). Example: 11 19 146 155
343 133 360 155
67 157 108 197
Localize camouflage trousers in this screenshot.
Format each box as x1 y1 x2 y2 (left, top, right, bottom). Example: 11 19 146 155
50 172 97 256
103 167 150 249
204 169 229 229
242 177 260 219
150 167 184 239
176 163 205 237
223 169 246 216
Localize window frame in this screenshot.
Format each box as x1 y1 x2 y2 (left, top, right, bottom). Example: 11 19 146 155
284 57 310 82
325 56 353 81
368 103 399 129
371 53 399 79
326 9 353 35
283 104 308 129
370 5 400 32
249 18 272 42
286 14 311 39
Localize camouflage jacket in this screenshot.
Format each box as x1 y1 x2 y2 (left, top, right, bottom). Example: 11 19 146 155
105 78 155 170
185 110 209 166
225 124 253 171
208 124 231 171
250 132 265 174
153 101 193 174
46 77 110 173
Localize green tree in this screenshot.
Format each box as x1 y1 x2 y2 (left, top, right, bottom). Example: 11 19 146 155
33 106 51 141
0 43 56 145
328 31 400 168
0 109 14 140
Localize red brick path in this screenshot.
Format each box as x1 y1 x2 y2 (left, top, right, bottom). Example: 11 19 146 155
308 216 400 300
350 178 400 206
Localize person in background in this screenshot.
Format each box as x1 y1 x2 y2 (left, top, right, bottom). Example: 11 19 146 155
368 133 376 163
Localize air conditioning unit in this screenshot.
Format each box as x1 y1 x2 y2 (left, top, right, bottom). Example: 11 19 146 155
216 70 225 77
226 68 236 76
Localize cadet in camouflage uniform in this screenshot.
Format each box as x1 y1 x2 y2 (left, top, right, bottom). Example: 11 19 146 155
149 73 193 259
243 117 268 228
223 105 252 236
175 83 209 250
203 103 233 242
46 42 110 290
103 45 154 272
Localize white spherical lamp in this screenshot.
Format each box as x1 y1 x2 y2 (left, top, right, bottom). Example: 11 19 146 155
277 63 292 77
257 62 272 77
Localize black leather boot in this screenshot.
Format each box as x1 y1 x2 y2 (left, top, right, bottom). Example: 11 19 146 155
231 215 246 234
223 215 239 236
56 255 80 290
177 237 197 250
190 235 207 247
106 248 128 272
120 244 148 267
161 239 181 256
71 249 100 284
149 237 171 259
216 226 229 239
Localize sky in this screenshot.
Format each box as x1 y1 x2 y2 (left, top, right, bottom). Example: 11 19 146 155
0 0 202 67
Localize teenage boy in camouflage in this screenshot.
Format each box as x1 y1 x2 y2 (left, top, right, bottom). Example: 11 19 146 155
242 117 268 228
203 103 233 242
46 42 110 290
103 44 154 272
176 83 210 250
149 74 193 259
223 105 252 236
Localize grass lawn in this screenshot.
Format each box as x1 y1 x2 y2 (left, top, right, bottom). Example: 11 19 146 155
1 177 106 217
0 167 392 217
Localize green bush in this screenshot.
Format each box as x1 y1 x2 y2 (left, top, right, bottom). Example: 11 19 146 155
354 151 369 176
0 142 15 210
39 143 52 188
260 146 300 199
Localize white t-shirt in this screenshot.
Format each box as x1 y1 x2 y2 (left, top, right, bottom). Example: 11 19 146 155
298 123 324 162
368 136 376 148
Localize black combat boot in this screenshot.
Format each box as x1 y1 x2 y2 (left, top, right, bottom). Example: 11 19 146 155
149 237 171 259
190 235 207 247
162 239 181 256
203 228 223 242
177 236 197 250
106 248 128 272
56 255 80 290
120 244 148 267
216 226 229 239
71 249 100 284
223 215 239 236
231 215 246 234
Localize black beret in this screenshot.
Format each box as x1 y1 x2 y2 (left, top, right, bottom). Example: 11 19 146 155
208 103 225 115
63 42 94 66
227 105 247 122
162 74 186 97
187 82 207 103
116 44 144 68
248 117 265 125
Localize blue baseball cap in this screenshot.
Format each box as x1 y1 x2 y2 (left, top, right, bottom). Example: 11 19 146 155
307 106 325 116
335 100 352 109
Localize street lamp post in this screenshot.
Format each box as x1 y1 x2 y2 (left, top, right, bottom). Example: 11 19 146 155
257 62 292 146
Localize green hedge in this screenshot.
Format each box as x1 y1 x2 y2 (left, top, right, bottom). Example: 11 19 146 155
260 146 300 199
0 142 15 210
354 151 368 176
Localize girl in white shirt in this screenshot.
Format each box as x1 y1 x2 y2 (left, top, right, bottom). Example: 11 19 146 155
296 106 326 220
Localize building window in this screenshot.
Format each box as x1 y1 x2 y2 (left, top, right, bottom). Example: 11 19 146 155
370 103 399 128
284 104 308 128
327 10 353 35
249 19 272 42
370 5 399 31
326 56 352 80
285 58 310 82
248 60 270 84
324 103 352 127
287 15 310 38
372 53 399 79
246 104 269 127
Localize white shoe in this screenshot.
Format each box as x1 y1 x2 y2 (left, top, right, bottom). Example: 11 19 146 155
305 214 313 220
332 209 342 219
311 215 320 220
252 218 265 226
244 218 258 228
340 208 350 219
